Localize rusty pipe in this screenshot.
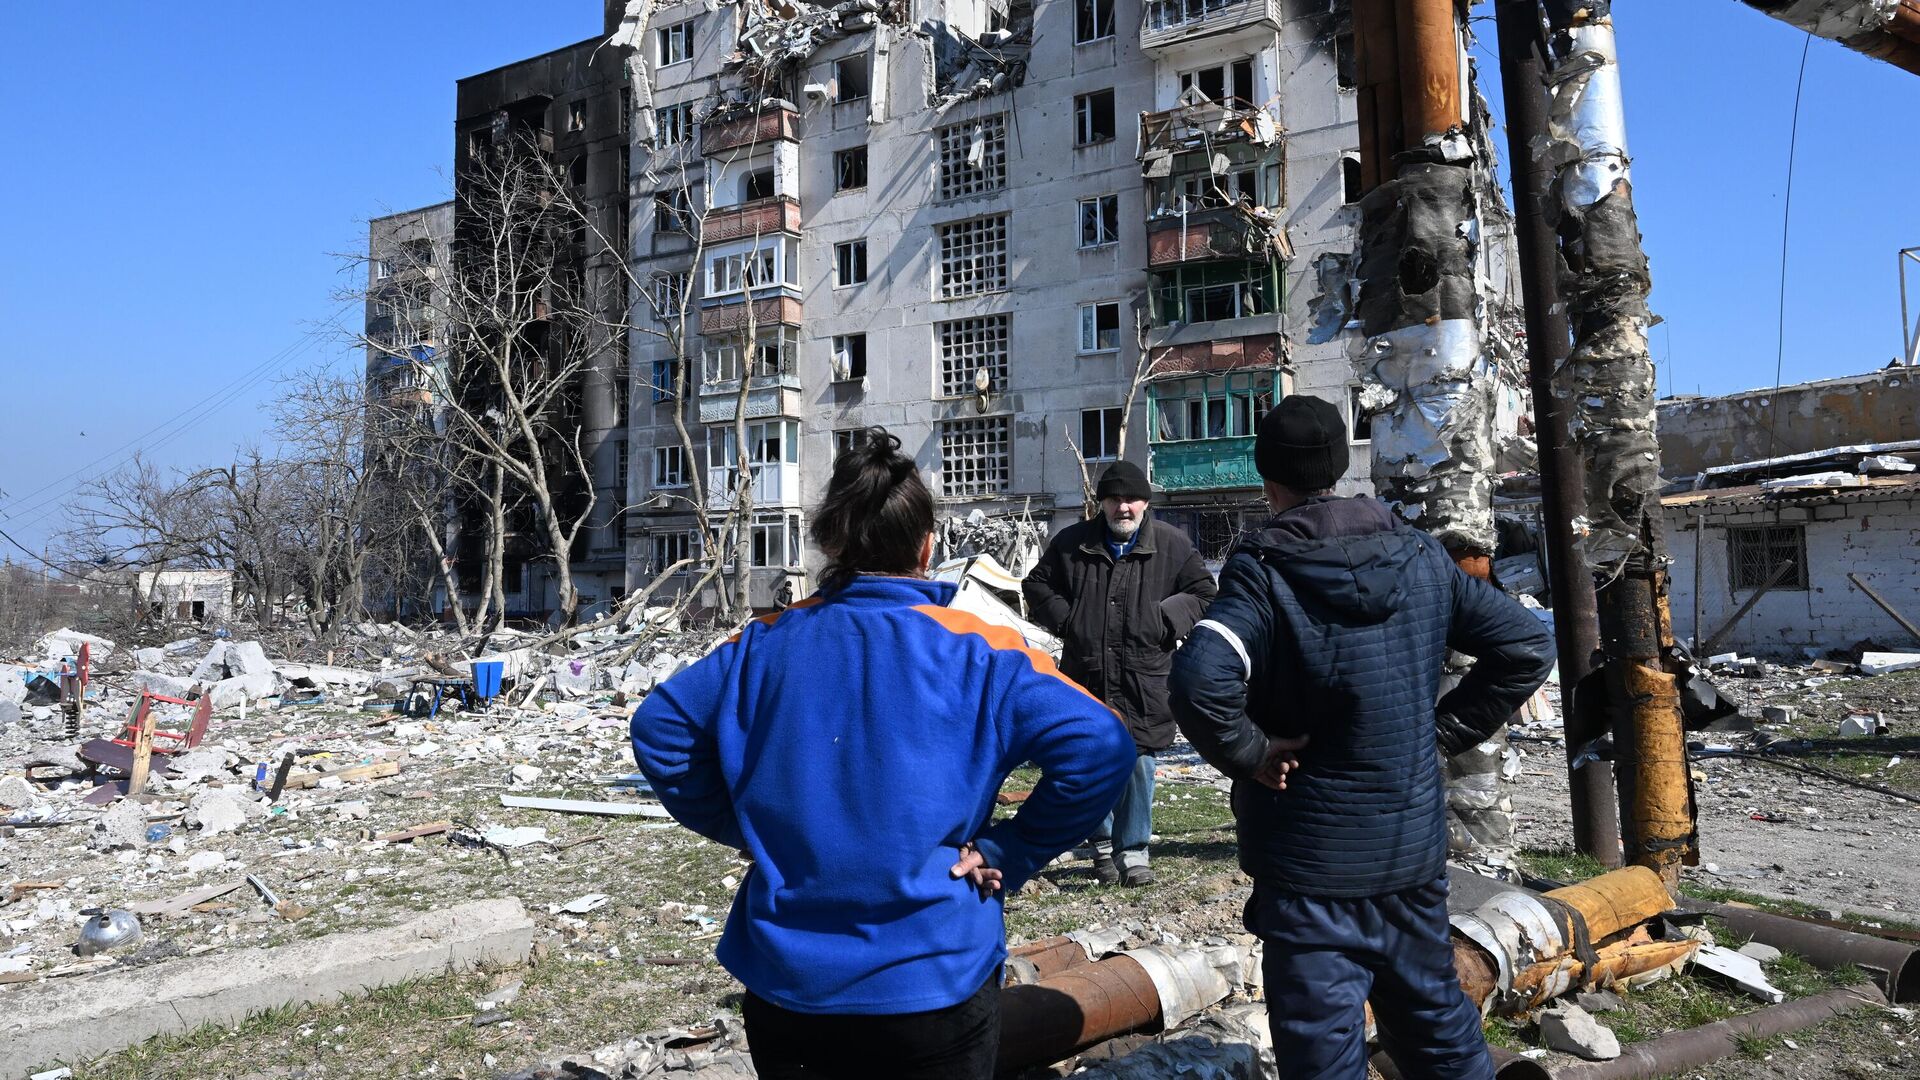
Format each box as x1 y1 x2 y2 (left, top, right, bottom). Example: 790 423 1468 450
1373 1047 1554 1080
1004 936 1091 985
1554 983 1888 1079
996 954 1163 1075
1688 898 1920 1003
1396 0 1467 144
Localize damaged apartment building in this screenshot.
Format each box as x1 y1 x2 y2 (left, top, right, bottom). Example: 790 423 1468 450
618 0 1411 605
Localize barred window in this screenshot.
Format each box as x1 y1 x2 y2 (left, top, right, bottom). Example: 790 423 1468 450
937 315 1010 397
937 215 1009 298
940 416 1011 497
1728 525 1808 591
937 114 1007 200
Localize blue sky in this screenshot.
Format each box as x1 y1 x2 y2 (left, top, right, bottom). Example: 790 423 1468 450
2 1 1917 556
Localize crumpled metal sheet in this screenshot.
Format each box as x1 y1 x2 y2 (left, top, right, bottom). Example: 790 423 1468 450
500 1018 757 1079
1305 251 1355 345
1744 0 1899 40
1354 320 1497 555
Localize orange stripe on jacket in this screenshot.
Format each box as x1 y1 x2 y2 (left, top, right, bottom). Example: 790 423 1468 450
909 605 1114 714
724 595 824 644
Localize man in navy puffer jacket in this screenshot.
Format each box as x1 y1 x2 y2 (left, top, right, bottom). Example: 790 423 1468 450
1169 395 1554 1080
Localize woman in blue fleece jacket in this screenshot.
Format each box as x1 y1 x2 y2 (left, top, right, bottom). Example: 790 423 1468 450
631 428 1133 1079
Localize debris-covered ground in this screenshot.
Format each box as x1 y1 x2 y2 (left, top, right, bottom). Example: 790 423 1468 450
4 622 1920 1078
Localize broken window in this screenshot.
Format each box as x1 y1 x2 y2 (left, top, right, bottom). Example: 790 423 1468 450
937 314 1011 397
1146 0 1246 32
649 271 689 319
1349 385 1372 442
1080 407 1123 460
1078 194 1120 248
1341 155 1363 204
620 88 632 134
1075 89 1116 145
1152 263 1276 325
567 101 586 132
1180 59 1255 106
1728 525 1809 592
707 243 786 296
655 102 693 146
832 334 868 380
937 114 1008 200
650 531 692 574
651 356 682 402
1079 301 1122 353
835 146 869 192
834 240 869 286
653 444 688 486
1173 166 1261 212
1152 373 1277 442
937 215 1009 298
569 155 588 187
657 21 693 66
1076 0 1115 43
940 416 1012 497
373 260 394 281
749 514 804 568
654 189 693 233
742 166 777 203
1335 32 1357 91
834 55 870 102
704 329 798 382
833 428 862 457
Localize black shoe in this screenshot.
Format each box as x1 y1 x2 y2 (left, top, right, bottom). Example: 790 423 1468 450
1121 865 1155 888
1092 854 1120 885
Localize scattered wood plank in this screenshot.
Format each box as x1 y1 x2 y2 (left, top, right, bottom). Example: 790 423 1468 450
8 880 64 902
127 880 246 916
281 760 402 791
498 794 671 818
373 820 453 844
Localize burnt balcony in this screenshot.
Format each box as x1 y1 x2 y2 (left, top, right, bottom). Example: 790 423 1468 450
1146 206 1280 267
701 106 800 157
701 197 802 246
1139 99 1278 163
1140 0 1281 50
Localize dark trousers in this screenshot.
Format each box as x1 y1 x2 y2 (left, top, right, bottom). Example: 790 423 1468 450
1248 876 1494 1080
742 973 1000 1079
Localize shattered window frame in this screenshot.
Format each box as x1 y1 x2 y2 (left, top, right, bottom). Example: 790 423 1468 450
650 530 694 575
703 328 799 384
1335 32 1357 91
1074 89 1117 146
1178 58 1256 107
833 55 871 103
656 20 694 67
654 102 694 147
650 356 682 403
567 100 586 132
834 145 869 192
1078 301 1122 353
1078 194 1120 249
648 271 689 321
653 444 688 487
831 334 868 381
1727 525 1809 592
936 214 1010 298
833 428 862 458
1080 407 1123 461
936 114 1008 201
654 188 694 234
940 416 1013 498
1150 371 1280 443
1075 0 1116 43
705 240 790 298
936 315 1011 398
834 239 869 287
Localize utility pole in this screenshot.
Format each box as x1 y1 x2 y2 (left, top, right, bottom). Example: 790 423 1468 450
1539 0 1694 883
1494 0 1619 866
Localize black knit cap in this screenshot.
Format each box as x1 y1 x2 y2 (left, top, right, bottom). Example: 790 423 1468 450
1095 460 1152 502
1255 394 1348 492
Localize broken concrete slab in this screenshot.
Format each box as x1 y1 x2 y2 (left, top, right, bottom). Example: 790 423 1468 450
0 775 39 809
132 648 166 670
1737 941 1783 964
34 629 114 663
128 671 195 699
187 788 263 837
207 673 277 709
1540 1003 1621 1061
5 897 535 1079
88 801 148 852
1861 652 1920 676
0 699 23 729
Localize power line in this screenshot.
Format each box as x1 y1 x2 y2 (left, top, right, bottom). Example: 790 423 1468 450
1762 33 1814 463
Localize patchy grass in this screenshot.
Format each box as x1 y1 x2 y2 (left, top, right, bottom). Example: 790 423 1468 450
1516 846 1608 886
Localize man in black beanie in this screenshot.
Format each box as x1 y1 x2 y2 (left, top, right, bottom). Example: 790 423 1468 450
1168 395 1552 1079
1024 460 1215 886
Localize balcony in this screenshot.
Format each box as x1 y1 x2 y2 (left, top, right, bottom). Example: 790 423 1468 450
1139 99 1278 162
702 197 802 246
1139 0 1281 51
1148 333 1280 376
701 106 799 157
1146 206 1278 267
705 463 800 511
1151 437 1263 491
699 295 802 335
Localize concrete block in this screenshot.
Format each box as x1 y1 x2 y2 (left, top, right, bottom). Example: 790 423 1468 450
129 671 195 699
1861 652 1920 676
4 898 535 1078
132 648 166 669
0 668 26 705
207 673 277 708
223 640 274 678
189 643 230 684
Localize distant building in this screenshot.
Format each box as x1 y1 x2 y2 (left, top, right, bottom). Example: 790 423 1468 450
1657 367 1920 481
365 202 454 417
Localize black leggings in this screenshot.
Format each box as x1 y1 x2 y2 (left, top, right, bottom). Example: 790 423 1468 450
742 973 1001 1079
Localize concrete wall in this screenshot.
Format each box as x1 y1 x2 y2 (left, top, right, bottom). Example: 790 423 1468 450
1665 491 1920 658
1657 369 1920 479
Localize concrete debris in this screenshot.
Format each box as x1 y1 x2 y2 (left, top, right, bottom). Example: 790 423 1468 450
184 850 228 874
936 507 1048 577
34 628 115 663
187 788 263 836
89 800 149 852
1861 652 1920 676
1737 941 1784 964
1575 989 1626 1013
0 774 40 808
1539 1002 1621 1061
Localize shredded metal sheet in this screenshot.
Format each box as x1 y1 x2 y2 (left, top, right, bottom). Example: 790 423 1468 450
1743 0 1900 39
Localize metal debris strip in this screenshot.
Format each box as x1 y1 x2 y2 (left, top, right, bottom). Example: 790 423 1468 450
936 506 1049 577
1542 3 1660 574
1746 0 1903 40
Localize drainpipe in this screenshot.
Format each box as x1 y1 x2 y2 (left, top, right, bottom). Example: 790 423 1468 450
1737 0 1920 76
1540 0 1695 884
1494 0 1618 865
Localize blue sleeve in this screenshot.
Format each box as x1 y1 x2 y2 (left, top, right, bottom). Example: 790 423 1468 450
969 651 1133 893
1170 552 1275 781
630 649 748 850
1434 557 1556 756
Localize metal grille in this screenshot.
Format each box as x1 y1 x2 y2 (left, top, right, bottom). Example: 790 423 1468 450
937 315 1010 397
937 114 1007 200
1727 525 1808 591
937 215 1009 297
940 416 1011 497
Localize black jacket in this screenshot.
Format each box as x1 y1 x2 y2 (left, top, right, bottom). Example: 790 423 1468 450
1024 515 1217 751
1168 496 1553 897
